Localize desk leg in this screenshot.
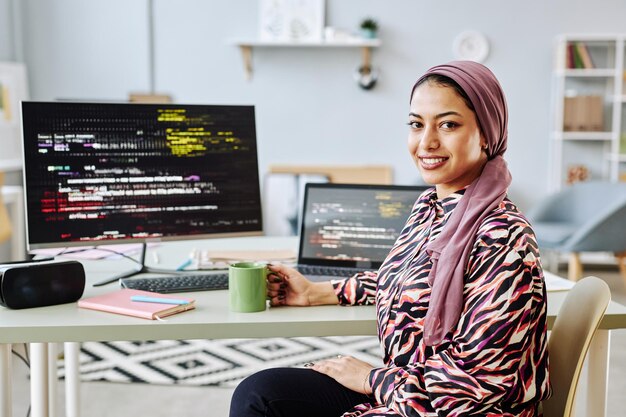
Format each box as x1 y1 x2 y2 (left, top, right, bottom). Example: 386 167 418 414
586 329 610 417
30 343 49 417
48 344 57 417
63 343 80 417
0 344 11 417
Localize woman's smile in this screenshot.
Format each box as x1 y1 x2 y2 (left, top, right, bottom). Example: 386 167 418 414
418 155 449 169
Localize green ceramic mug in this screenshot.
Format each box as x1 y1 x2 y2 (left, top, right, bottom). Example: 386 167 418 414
228 262 268 312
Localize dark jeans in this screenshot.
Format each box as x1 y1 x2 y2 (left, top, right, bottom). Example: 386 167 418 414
229 367 372 417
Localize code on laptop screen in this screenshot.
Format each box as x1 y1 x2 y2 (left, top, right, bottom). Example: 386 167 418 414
299 184 424 264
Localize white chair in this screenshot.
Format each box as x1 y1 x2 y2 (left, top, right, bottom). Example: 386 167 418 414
541 276 611 417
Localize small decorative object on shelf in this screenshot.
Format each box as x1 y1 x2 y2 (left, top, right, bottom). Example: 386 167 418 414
566 164 590 185
359 18 378 39
323 26 353 42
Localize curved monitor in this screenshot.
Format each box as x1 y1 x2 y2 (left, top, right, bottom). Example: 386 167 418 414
21 102 263 251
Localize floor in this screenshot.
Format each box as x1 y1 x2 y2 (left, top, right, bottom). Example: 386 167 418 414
8 266 626 417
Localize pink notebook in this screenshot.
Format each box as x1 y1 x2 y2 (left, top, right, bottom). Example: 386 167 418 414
78 289 195 320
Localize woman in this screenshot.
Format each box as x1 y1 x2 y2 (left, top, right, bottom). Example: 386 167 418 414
229 61 551 417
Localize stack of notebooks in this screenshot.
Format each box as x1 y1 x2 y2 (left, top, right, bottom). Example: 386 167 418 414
78 289 195 320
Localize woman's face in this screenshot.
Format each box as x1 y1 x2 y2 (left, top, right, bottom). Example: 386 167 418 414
408 82 487 199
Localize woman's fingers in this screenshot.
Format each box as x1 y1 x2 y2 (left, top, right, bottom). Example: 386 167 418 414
267 280 285 290
267 288 282 298
310 356 348 374
268 263 304 281
267 273 283 283
268 263 293 274
269 293 286 306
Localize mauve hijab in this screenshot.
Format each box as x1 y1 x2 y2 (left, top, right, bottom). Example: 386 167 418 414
410 61 513 346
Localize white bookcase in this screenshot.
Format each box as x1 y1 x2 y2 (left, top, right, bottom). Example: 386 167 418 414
551 34 626 191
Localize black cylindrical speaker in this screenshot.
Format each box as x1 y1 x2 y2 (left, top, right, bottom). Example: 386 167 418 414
0 260 85 309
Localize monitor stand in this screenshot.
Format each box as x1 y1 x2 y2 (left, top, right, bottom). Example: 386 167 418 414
92 243 181 287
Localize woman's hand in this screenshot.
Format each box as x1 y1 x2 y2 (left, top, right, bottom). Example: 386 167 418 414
267 263 313 306
267 263 340 306
307 355 374 395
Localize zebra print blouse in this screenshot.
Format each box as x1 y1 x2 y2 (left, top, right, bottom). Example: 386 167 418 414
333 188 551 417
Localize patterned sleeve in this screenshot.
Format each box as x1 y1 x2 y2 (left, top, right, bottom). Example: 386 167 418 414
369 219 549 416
331 270 378 305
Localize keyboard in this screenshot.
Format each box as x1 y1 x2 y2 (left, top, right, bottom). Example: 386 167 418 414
120 273 229 293
295 265 369 278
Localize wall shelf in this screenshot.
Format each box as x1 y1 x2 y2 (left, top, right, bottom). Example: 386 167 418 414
608 153 626 162
230 38 381 80
557 132 614 141
560 69 616 77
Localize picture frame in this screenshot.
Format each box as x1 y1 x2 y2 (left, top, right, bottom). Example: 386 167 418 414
259 0 325 42
0 62 29 161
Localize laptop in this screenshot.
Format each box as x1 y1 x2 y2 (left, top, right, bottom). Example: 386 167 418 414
295 183 429 282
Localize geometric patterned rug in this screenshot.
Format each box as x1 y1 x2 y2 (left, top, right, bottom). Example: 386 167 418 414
57 336 383 388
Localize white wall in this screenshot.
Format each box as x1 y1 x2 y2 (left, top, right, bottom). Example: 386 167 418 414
8 0 626 211
0 0 14 59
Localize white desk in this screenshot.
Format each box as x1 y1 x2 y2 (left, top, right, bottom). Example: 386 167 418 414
0 236 625 417
0 185 25 261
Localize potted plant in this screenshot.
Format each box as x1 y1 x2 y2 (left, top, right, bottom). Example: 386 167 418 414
359 18 378 39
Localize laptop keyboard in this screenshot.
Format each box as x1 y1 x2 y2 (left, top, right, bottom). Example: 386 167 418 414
296 265 367 278
119 266 366 293
120 273 229 293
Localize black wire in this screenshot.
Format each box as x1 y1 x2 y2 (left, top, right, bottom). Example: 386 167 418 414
11 345 31 417
11 343 30 369
11 348 29 367
48 246 143 265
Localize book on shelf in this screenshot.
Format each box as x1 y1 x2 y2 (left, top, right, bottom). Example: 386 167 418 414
566 42 594 69
78 289 196 320
566 43 577 69
575 42 594 69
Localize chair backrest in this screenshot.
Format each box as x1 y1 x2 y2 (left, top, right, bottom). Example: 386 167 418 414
527 181 626 225
567 201 626 252
542 276 611 417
